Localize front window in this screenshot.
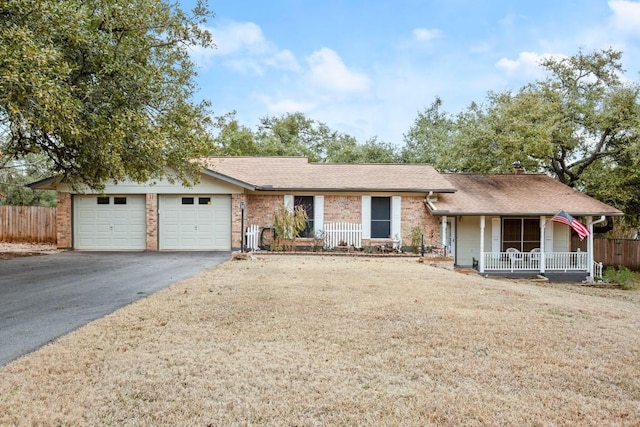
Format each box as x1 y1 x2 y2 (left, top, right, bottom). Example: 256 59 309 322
294 196 314 237
502 218 539 252
371 197 391 238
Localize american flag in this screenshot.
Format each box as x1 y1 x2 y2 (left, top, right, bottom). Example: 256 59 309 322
551 210 591 241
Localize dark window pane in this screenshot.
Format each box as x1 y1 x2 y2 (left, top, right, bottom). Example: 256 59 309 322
371 197 391 238
523 219 539 240
182 197 194 205
199 197 211 205
371 197 391 220
371 221 391 239
97 197 109 205
294 196 314 237
502 218 521 251
114 197 127 205
502 218 541 252
503 219 520 240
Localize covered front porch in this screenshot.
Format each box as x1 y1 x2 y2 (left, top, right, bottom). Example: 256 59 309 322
439 214 604 281
425 173 623 282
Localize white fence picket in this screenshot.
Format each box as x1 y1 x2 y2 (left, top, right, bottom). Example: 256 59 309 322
323 222 362 249
245 224 259 251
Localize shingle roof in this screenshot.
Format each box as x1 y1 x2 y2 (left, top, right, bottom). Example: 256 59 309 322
429 174 623 216
203 156 457 193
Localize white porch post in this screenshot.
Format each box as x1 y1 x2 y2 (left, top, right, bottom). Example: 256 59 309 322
539 216 546 274
479 216 485 273
441 216 447 254
587 216 594 280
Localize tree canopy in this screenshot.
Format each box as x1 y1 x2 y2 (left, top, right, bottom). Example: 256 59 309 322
212 111 399 163
0 0 215 190
403 49 640 226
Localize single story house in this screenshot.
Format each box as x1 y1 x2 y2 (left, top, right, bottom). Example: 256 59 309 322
31 156 623 280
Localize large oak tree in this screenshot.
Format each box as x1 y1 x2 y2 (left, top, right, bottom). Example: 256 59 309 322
404 49 640 226
0 0 215 190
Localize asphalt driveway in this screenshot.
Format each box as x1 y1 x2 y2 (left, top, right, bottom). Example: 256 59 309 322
0 251 229 367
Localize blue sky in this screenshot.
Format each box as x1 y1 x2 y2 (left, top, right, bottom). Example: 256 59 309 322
184 0 640 145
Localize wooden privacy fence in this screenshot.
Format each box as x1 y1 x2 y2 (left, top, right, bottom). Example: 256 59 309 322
573 236 640 271
0 206 56 244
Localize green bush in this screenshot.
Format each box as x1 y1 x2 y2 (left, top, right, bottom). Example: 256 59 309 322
603 265 638 290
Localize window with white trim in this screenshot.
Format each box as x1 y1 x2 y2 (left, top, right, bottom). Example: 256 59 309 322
294 196 315 238
371 197 391 238
502 218 540 252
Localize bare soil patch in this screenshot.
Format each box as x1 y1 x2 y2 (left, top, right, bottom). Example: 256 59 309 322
0 242 59 259
1 256 638 426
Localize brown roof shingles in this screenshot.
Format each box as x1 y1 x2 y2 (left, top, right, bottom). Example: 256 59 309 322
204 156 456 192
201 157 621 216
431 174 623 216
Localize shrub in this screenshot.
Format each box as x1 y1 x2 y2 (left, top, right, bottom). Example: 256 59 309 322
410 226 424 253
603 265 638 290
271 203 308 251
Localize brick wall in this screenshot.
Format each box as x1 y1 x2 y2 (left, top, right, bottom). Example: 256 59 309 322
231 193 247 250
246 195 283 227
145 194 158 251
323 195 362 223
56 192 72 249
240 194 440 248
400 195 441 247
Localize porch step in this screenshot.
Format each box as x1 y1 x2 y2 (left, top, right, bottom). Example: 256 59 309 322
484 271 588 282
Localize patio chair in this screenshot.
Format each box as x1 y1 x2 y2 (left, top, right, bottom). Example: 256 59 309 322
530 248 541 268
506 247 523 268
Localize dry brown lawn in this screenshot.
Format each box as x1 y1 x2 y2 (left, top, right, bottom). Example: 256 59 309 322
1 255 639 426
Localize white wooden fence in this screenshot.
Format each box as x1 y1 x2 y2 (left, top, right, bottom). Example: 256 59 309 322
323 222 362 249
245 224 259 251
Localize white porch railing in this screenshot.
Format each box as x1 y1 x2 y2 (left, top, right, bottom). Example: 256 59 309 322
482 251 589 272
593 261 603 279
323 222 362 249
245 224 260 251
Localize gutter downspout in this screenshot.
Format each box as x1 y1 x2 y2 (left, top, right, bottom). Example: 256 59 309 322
424 191 437 212
587 215 606 281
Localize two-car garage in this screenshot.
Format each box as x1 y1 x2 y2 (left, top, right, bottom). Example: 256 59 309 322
73 194 232 251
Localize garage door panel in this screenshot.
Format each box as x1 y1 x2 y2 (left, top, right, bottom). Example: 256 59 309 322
74 195 146 250
159 195 231 250
96 211 112 220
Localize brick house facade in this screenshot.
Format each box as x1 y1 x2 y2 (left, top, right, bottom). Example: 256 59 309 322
36 157 458 251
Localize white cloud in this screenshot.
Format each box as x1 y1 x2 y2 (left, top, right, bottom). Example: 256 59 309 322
412 28 443 42
305 48 371 94
264 50 299 71
191 20 300 73
496 51 565 78
210 22 266 56
609 0 640 36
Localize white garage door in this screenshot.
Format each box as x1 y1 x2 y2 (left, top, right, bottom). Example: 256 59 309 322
159 195 231 250
74 195 146 250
